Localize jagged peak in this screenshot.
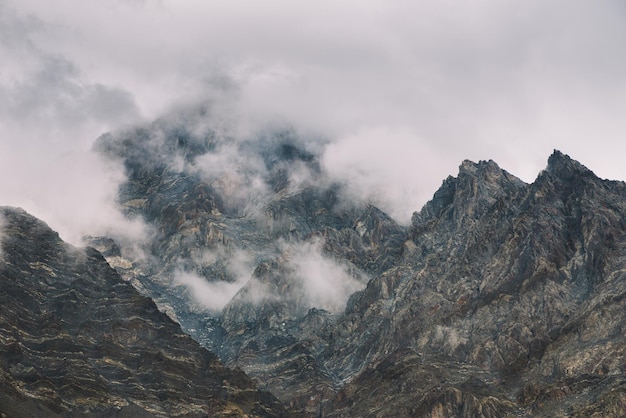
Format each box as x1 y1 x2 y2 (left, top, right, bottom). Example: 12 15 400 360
455 158 526 193
1 205 30 219
458 158 500 175
412 157 527 229
456 159 524 189
357 204 396 224
354 204 405 246
545 149 594 179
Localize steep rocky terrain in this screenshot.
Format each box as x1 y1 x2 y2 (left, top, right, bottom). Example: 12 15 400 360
322 152 626 416
92 113 626 417
94 119 408 414
4 108 619 417
0 207 286 417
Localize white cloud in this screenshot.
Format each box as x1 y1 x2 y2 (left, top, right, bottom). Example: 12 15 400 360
287 239 366 313
172 236 365 314
174 249 255 312
174 270 246 312
3 0 626 237
193 139 272 214
322 126 447 223
0 2 145 245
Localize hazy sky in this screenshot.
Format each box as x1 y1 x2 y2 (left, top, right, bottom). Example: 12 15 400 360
2 0 626 241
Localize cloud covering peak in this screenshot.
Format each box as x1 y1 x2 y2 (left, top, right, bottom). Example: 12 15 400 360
3 0 626 237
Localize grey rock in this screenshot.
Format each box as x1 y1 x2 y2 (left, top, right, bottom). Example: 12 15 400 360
0 207 286 417
95 117 626 418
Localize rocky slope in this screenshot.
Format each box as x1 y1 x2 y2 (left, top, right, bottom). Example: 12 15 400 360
94 119 408 414
92 116 626 418
321 152 626 416
0 207 286 417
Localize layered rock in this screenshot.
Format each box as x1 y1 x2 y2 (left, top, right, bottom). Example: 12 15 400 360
94 120 399 415
94 116 626 418
321 151 626 416
0 207 286 417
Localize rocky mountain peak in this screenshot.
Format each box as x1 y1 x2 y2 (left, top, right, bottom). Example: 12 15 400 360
18 116 624 418
321 151 626 416
411 157 526 231
531 150 613 208
545 149 594 180
456 158 523 188
458 158 499 176
354 205 404 244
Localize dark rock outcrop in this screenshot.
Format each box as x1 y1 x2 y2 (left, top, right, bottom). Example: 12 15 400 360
94 120 393 415
321 151 626 416
93 118 626 418
0 207 286 417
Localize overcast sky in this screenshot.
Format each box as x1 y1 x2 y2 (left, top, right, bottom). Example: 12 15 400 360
2 0 626 241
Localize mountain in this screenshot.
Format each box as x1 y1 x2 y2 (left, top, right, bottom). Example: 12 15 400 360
0 207 286 417
94 119 404 414
323 152 626 416
5 106 625 417
92 113 626 418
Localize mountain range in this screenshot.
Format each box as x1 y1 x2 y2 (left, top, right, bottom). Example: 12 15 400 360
1 116 625 417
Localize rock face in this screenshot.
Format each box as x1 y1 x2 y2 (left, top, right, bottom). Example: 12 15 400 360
94 119 407 414
322 151 626 417
0 207 286 417
92 115 626 418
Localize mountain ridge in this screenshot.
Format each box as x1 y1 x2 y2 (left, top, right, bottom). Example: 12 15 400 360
0 206 286 417
3 121 626 417
93 122 626 416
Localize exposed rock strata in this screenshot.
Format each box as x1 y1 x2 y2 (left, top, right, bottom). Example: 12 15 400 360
0 207 286 417
94 118 626 418
322 151 626 416
94 123 383 414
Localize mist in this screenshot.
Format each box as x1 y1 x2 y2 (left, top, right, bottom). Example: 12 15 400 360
175 271 247 313
220 237 367 316
287 239 366 313
4 0 626 236
173 248 257 312
0 1 146 245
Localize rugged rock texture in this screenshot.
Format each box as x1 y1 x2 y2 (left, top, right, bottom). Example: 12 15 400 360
94 120 383 415
0 207 286 417
321 151 626 416
328 348 517 418
94 116 626 418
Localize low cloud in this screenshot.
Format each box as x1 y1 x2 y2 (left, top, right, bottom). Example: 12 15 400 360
174 270 247 312
194 238 366 314
286 238 366 313
322 126 448 223
174 249 256 312
0 2 145 245
5 0 626 243
94 102 333 222
0 132 148 245
193 137 272 215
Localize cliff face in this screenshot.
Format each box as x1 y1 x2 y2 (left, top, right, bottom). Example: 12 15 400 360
323 151 626 416
0 207 285 417
90 118 626 418
94 121 407 414
4 128 626 418
3 97 625 418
